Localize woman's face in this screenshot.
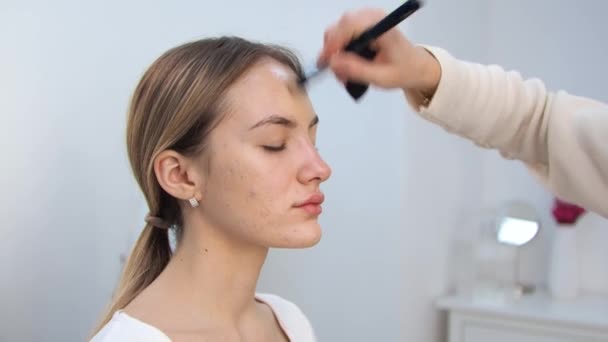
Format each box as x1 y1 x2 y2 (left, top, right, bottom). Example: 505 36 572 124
195 58 332 248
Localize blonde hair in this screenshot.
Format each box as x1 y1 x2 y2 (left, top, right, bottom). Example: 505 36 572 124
92 37 303 335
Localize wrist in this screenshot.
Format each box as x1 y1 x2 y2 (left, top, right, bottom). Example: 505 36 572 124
410 46 441 99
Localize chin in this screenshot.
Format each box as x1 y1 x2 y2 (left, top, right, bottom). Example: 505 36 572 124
276 222 322 249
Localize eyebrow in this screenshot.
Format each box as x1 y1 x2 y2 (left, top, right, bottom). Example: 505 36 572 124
249 114 319 131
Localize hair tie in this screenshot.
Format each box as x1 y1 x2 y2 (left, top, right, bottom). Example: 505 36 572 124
144 214 172 229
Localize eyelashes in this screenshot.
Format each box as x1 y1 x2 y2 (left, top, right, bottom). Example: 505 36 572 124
262 144 319 153
261 138 320 153
262 144 286 152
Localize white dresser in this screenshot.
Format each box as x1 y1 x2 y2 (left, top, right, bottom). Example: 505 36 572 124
436 292 608 342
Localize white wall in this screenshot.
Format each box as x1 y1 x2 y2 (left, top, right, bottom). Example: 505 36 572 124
396 2 489 341
481 0 608 290
2 1 606 342
405 3 608 336
1 1 423 341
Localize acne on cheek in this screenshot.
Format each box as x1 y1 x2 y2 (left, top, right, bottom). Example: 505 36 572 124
247 184 274 221
225 158 279 223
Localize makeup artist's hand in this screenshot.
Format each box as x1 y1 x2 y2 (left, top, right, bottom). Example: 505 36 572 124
318 8 441 99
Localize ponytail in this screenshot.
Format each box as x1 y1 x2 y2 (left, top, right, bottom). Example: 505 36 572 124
90 223 171 336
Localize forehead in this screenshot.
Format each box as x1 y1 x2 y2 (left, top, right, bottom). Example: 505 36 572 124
235 58 300 93
222 59 311 122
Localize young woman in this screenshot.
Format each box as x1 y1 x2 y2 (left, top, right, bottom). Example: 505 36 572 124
91 37 331 341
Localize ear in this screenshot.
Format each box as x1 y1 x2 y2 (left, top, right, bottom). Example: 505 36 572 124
153 150 204 202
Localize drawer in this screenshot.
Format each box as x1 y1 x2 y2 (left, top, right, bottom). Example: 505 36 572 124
450 312 608 342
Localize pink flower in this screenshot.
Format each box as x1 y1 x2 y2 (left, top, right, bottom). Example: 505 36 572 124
552 198 586 225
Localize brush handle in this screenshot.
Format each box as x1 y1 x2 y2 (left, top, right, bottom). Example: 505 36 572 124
342 0 422 100
344 45 377 100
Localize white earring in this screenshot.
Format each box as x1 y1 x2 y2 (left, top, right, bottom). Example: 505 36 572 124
189 197 199 208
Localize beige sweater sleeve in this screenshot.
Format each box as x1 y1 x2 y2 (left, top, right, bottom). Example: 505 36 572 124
406 46 608 218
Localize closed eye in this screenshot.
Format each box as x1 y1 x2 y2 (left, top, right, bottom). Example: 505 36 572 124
263 144 286 152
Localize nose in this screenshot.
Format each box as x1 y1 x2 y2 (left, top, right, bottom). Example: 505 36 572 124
297 143 332 185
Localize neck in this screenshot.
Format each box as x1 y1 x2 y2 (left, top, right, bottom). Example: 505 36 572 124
157 216 269 323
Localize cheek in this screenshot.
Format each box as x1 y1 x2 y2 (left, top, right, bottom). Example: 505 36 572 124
202 148 320 247
207 152 292 225
240 172 294 244
241 162 291 214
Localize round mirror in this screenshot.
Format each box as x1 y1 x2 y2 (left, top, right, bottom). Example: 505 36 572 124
495 201 540 246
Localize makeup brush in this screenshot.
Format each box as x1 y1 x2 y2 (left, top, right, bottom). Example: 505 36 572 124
299 0 423 100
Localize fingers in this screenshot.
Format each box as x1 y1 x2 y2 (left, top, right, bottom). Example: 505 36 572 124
317 9 385 67
329 52 392 86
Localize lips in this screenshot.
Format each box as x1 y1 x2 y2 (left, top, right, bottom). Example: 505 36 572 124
294 193 325 215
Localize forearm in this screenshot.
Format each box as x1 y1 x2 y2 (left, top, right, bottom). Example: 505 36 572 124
405 46 608 217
